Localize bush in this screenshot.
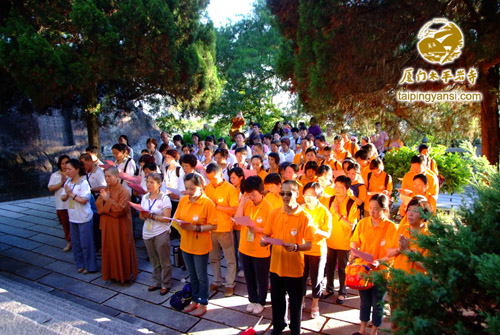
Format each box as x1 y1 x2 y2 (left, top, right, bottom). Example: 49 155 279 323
181 128 232 147
375 171 500 335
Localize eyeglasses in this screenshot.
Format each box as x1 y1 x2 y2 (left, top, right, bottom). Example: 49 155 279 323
279 191 293 197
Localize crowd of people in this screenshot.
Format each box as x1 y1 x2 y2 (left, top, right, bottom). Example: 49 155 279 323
47 116 439 335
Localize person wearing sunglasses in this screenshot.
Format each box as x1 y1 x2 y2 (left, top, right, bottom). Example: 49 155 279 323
261 180 314 335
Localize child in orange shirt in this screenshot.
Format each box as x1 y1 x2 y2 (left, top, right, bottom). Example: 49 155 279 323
263 173 284 210
365 158 393 213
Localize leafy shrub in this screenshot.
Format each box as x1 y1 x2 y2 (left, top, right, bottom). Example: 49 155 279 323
375 171 500 335
383 146 418 183
181 128 232 147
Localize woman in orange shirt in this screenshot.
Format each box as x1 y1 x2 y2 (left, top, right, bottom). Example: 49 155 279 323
251 155 268 181
350 194 398 335
174 173 218 317
302 182 332 318
234 176 272 315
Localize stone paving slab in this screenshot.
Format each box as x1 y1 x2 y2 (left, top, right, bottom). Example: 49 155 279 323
0 234 43 250
14 263 52 281
29 233 67 249
0 223 38 238
26 224 66 237
0 271 54 293
32 245 76 264
39 273 117 304
50 289 121 318
104 294 198 333
0 216 36 229
91 276 170 305
0 242 12 252
44 260 102 282
188 319 242 335
17 215 60 227
116 314 179 335
1 246 56 267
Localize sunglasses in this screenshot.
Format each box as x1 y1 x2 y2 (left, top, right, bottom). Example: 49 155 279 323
279 191 294 197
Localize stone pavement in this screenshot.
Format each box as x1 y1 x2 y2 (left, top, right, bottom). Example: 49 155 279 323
0 196 390 334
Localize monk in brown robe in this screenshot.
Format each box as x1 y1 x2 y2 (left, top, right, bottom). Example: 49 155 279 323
96 166 138 283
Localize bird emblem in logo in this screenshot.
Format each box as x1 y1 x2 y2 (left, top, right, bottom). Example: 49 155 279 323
417 18 464 65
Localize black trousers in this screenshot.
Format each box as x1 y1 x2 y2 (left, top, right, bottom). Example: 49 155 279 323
93 212 101 252
240 253 270 305
325 248 350 295
302 254 326 298
270 272 304 335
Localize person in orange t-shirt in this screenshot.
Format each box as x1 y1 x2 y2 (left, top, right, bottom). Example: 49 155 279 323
319 146 343 171
333 135 352 163
298 160 319 186
261 180 313 335
400 155 439 201
346 162 367 218
174 173 218 317
302 182 332 319
314 134 328 158
205 163 240 297
235 176 272 315
364 158 393 213
324 175 358 304
398 174 436 216
419 143 439 176
228 167 245 277
350 194 398 335
263 173 284 210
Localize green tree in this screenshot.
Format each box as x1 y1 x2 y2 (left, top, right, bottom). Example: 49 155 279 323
208 0 289 132
0 0 221 150
375 171 500 334
267 0 500 165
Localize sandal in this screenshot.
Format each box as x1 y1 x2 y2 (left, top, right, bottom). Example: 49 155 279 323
336 295 346 304
321 291 334 299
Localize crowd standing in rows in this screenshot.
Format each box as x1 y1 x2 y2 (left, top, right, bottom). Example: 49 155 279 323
48 116 439 335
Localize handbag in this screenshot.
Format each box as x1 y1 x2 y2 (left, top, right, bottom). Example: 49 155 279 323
170 283 192 310
345 263 373 290
346 218 390 290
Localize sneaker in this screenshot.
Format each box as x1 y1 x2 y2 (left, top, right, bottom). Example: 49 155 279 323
246 303 256 313
237 270 244 278
253 303 264 314
224 287 234 297
191 304 207 317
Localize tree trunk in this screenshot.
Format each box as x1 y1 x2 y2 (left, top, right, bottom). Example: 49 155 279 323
85 109 101 158
479 66 499 167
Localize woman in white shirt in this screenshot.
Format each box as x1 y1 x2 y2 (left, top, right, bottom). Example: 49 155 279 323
112 143 137 195
61 159 97 274
139 173 173 295
146 137 163 166
48 155 72 252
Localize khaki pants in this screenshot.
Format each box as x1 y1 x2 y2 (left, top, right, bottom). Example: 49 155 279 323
209 231 236 288
144 231 172 289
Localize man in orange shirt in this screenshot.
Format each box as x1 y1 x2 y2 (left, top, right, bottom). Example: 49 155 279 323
418 144 439 176
354 149 371 183
320 146 343 171
342 129 360 157
205 163 240 296
401 155 439 201
234 176 272 315
314 134 328 158
293 134 314 164
333 135 352 163
262 180 313 335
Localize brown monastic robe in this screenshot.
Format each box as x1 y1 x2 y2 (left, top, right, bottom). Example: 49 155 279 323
96 182 138 283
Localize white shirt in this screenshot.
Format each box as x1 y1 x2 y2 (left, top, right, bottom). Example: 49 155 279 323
141 192 172 239
116 157 137 195
152 150 163 167
48 171 68 210
87 166 107 191
281 148 295 163
61 178 93 223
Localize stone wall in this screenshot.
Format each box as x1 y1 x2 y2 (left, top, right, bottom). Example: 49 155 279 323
0 108 161 202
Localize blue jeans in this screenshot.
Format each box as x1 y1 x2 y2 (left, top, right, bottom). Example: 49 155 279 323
70 219 97 272
182 251 209 305
359 285 386 327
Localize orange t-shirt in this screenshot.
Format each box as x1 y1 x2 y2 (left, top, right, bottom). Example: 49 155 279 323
333 149 351 163
239 199 272 258
344 140 360 157
293 152 306 165
402 170 439 198
205 180 240 232
350 217 398 266
302 204 332 256
264 206 314 277
321 158 342 171
263 192 284 211
392 223 429 274
327 196 358 250
364 171 393 211
175 194 217 255
257 169 268 182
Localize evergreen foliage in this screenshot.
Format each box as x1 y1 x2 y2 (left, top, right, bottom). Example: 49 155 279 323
375 171 500 334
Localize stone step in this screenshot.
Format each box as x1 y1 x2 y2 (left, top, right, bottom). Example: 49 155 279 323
0 275 156 335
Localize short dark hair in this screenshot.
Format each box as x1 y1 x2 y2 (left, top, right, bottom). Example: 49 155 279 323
333 135 343 142
410 155 425 165
214 148 228 158
305 147 317 156
180 154 197 167
354 149 369 161
235 147 248 155
85 146 99 154
291 127 299 133
335 175 352 188
264 173 282 185
314 134 326 142
418 143 429 153
143 162 157 172
57 155 70 171
206 162 222 174
281 138 290 146
184 172 205 188
370 193 389 210
369 158 383 170
304 161 319 172
287 163 299 173
282 179 299 192
413 173 428 185
244 176 264 193
268 152 280 165
346 162 361 173
317 164 331 176
66 158 86 176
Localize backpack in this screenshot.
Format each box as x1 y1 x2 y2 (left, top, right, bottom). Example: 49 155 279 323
170 283 192 310
366 172 389 191
349 182 364 198
329 196 355 219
